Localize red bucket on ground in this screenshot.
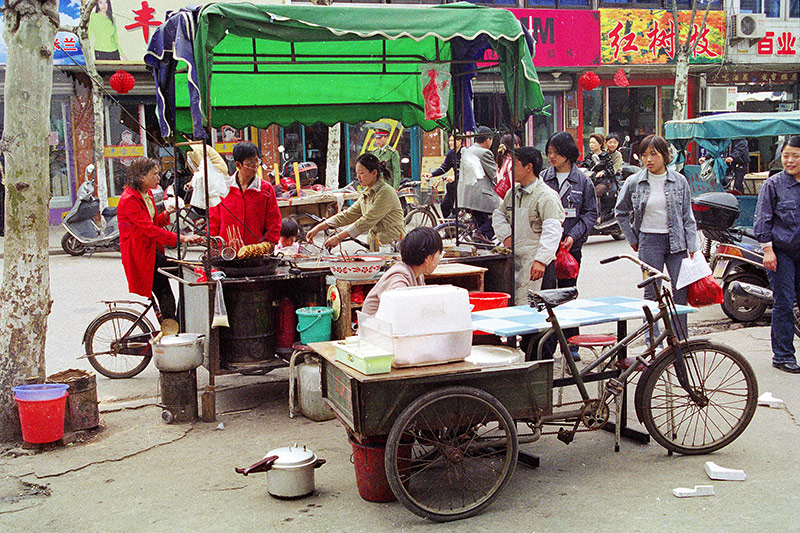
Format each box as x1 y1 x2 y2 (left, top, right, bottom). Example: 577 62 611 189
470 292 511 336
15 394 68 444
349 436 410 503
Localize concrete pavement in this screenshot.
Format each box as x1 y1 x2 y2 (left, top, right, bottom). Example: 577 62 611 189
0 225 68 258
1 325 798 531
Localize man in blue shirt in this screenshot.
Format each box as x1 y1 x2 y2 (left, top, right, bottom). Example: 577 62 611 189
754 136 800 374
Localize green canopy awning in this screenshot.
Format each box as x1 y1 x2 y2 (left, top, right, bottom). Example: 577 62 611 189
171 2 542 135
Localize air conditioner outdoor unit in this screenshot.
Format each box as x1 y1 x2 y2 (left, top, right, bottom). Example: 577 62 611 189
729 14 766 40
703 87 738 112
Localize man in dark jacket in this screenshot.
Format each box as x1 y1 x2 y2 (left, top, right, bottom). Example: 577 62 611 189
726 138 750 193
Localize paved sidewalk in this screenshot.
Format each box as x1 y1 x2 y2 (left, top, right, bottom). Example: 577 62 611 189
1 327 798 531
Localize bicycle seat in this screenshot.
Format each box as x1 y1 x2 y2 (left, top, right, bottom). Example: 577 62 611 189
527 287 578 310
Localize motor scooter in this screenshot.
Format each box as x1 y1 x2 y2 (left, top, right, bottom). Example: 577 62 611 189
61 164 120 256
267 145 319 196
730 280 800 338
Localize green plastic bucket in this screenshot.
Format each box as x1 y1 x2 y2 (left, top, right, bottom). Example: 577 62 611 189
296 307 334 344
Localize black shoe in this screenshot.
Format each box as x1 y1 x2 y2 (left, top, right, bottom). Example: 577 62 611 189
772 362 800 374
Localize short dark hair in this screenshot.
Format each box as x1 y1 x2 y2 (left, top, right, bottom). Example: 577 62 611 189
514 146 543 177
126 157 159 191
281 217 299 239
637 134 672 164
356 152 390 181
400 227 443 267
786 135 800 150
545 132 580 164
606 133 620 142
232 142 260 164
474 126 494 145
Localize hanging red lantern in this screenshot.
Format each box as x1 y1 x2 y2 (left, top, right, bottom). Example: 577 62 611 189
614 68 630 88
578 71 600 92
109 70 135 94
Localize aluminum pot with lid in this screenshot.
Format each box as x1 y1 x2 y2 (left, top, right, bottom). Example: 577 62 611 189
152 333 205 372
235 445 325 498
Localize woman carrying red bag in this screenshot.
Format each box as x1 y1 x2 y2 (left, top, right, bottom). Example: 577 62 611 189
615 135 699 335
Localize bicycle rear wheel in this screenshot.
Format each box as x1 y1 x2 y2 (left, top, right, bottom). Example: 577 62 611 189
384 386 517 522
635 340 757 455
84 310 155 379
404 208 436 230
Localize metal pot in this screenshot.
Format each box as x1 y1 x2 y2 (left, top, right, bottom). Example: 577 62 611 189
152 333 205 372
235 445 325 498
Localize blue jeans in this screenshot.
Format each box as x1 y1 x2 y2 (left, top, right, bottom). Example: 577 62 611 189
637 233 689 336
767 249 800 364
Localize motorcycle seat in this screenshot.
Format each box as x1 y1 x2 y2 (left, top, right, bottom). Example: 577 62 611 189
102 206 117 218
737 226 757 240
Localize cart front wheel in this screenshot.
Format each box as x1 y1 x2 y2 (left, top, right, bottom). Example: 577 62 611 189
384 386 518 522
635 340 758 455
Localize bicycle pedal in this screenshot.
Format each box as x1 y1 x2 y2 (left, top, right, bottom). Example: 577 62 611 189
606 379 624 396
557 428 575 445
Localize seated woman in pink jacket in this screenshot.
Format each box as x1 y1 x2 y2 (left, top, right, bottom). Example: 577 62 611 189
362 227 443 316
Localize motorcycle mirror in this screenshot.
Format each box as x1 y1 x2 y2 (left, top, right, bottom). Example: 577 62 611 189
400 157 410 164
85 164 95 175
278 145 285 154
624 135 630 144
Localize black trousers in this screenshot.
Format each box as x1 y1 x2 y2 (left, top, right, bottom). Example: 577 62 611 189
153 253 177 321
440 181 457 219
471 210 495 239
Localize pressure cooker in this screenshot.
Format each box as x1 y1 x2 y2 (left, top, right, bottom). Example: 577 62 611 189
235 445 325 498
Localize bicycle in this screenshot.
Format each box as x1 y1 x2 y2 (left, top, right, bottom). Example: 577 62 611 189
526 254 758 455
82 298 162 379
400 179 488 246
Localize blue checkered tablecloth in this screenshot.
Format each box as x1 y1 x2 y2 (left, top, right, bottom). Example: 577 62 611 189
471 296 695 337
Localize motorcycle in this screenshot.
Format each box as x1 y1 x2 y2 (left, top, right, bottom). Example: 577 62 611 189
61 165 120 256
267 145 319 196
730 280 800 337
691 191 769 322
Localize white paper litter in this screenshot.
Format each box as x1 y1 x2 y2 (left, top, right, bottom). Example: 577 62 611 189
704 461 746 481
758 392 784 408
672 485 715 498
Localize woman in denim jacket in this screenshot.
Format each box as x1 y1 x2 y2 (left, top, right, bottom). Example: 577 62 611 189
615 135 699 333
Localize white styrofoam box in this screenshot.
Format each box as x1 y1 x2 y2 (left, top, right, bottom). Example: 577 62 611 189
358 311 472 367
375 285 472 336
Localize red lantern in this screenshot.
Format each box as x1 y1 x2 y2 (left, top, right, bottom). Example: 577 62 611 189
109 70 135 94
578 71 600 92
614 68 630 88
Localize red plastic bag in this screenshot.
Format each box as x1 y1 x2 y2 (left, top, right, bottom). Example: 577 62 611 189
555 245 579 280
494 177 511 199
687 275 724 307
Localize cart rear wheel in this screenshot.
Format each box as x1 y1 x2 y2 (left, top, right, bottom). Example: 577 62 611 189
635 340 757 455
384 386 517 522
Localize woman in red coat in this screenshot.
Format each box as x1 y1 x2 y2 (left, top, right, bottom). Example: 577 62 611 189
117 157 202 320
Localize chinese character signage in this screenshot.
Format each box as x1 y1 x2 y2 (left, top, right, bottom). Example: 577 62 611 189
0 0 284 66
731 21 799 64
600 9 725 65
708 71 799 85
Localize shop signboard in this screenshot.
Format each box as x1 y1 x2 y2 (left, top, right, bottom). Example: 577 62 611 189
600 9 725 65
480 9 601 67
0 0 284 66
729 21 799 63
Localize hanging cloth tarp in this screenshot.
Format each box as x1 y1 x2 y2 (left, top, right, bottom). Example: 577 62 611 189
146 2 544 137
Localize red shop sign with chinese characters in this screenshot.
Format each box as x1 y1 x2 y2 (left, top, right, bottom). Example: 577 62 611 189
479 9 601 68
600 9 725 65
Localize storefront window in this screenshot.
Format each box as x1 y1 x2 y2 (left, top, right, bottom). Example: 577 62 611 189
765 0 780 16
607 87 657 147
790 0 799 17
660 87 675 135
739 0 763 13
582 87 604 155
49 101 72 208
533 94 557 157
104 103 147 197
213 126 251 175
347 121 411 186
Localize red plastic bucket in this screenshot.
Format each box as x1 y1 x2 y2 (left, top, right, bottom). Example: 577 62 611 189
15 393 68 444
349 436 410 503
470 292 511 336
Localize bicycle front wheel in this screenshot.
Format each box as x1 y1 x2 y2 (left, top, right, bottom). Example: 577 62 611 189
84 310 155 379
385 386 517 522
404 207 436 230
635 340 758 455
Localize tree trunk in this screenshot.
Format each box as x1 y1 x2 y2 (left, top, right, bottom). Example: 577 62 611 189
326 123 341 189
673 53 690 122
0 0 59 441
75 3 109 211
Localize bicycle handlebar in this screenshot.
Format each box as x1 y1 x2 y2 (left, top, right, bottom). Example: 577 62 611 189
601 254 671 286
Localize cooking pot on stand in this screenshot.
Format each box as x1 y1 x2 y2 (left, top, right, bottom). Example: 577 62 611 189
235 445 325 498
152 333 205 372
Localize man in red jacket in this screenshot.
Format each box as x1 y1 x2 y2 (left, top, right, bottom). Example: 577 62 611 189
118 157 203 320
209 142 281 245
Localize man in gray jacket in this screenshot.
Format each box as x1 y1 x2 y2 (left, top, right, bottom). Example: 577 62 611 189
458 126 499 241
